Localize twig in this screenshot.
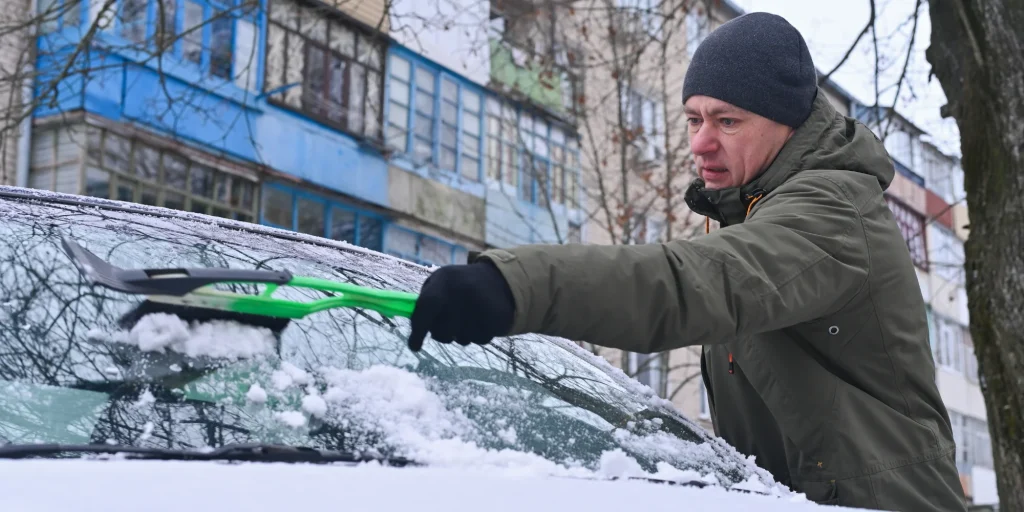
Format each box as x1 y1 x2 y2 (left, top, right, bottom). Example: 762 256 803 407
818 0 876 87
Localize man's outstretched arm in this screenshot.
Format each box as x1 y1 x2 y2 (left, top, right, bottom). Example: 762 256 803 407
407 176 871 353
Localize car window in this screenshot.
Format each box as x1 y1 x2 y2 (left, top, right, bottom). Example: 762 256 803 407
0 192 775 491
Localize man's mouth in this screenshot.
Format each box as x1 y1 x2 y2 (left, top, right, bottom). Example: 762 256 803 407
702 167 729 176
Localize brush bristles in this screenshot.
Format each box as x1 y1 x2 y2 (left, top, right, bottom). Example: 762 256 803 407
118 300 292 337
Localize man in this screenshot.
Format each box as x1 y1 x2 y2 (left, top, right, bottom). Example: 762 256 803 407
406 12 967 512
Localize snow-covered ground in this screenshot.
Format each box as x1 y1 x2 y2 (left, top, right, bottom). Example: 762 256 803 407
0 458 869 512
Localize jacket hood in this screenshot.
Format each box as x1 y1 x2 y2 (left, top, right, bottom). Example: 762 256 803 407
684 88 896 226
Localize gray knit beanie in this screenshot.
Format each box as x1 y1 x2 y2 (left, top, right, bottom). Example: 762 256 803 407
682 12 817 129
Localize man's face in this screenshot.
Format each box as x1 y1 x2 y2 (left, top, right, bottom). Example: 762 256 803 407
684 95 795 190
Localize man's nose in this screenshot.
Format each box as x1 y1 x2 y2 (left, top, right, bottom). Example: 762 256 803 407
689 125 720 156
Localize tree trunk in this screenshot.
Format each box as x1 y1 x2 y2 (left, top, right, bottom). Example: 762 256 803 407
926 1 1024 509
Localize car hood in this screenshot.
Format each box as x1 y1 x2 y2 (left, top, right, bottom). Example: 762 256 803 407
0 459 873 511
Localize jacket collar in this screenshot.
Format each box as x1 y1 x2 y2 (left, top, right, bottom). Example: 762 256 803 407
684 89 838 226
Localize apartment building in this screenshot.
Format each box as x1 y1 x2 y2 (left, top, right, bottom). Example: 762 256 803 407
19 0 584 270
853 104 996 507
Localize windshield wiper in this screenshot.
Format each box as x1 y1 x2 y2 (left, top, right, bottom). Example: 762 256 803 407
0 442 417 467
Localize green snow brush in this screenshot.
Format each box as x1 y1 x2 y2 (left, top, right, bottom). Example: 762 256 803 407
61 237 419 336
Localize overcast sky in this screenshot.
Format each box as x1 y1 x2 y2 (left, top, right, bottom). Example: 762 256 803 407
730 0 961 157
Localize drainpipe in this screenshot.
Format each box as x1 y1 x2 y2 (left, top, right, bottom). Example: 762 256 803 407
14 0 38 188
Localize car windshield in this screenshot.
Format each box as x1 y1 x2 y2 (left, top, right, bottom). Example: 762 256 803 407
0 190 778 492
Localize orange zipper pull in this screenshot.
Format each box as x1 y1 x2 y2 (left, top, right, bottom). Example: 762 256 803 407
728 352 735 374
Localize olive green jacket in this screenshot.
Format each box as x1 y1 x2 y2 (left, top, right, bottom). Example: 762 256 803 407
477 90 968 511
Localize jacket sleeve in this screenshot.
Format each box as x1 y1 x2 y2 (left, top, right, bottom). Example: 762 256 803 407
476 176 871 353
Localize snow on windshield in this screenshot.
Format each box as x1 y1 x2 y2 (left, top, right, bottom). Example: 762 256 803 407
99 313 277 360
259 361 789 497
0 189 800 502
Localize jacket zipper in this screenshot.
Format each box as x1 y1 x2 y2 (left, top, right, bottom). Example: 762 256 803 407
706 192 764 378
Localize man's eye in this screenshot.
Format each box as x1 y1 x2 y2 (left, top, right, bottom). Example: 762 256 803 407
720 118 736 127
687 117 702 125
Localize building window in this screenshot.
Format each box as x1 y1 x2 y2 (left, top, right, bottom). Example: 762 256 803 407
567 223 581 244
412 66 436 163
685 4 710 58
885 195 928 270
519 112 546 204
966 416 993 470
950 412 994 471
629 352 664 397
264 0 384 141
30 125 258 222
614 0 662 38
921 149 958 205
386 56 411 151
935 313 962 373
631 214 665 244
638 0 662 37
623 88 665 164
182 1 205 62
125 0 244 81
884 129 915 170
386 55 483 181
484 98 581 207
485 98 519 188
929 311 980 384
260 184 385 252
84 0 258 88
383 225 465 266
37 0 81 33
121 0 149 43
929 225 965 285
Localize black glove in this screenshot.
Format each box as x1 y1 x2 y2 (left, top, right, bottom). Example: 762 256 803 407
407 261 516 352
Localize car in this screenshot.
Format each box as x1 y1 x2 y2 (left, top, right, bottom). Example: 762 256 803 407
0 186 861 511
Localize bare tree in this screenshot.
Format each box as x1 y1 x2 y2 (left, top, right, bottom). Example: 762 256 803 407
925 1 1024 508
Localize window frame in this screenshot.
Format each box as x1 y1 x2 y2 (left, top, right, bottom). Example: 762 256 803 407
484 97 582 209
685 4 710 58
628 352 664 397
37 0 82 34
929 223 965 285
259 183 387 252
98 0 252 82
73 125 258 222
384 51 485 183
263 0 386 142
382 224 466 267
